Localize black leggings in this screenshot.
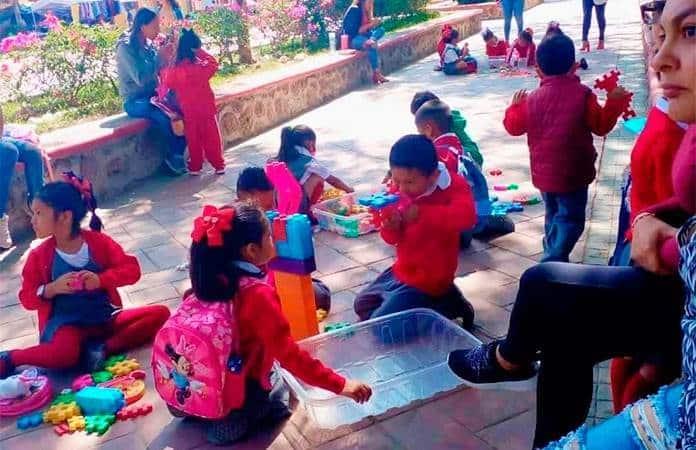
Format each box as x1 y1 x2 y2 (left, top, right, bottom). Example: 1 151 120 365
582 0 606 41
499 263 684 447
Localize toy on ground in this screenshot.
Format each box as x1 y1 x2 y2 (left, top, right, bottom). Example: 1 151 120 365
316 308 328 322
99 370 146 405
67 415 86 432
53 423 72 436
91 371 114 384
51 390 77 406
43 401 81 425
266 161 303 215
488 168 503 176
320 188 343 201
75 386 125 416
324 322 352 332
116 403 153 421
106 358 140 377
0 369 52 417
103 354 126 368
85 414 116 435
313 193 376 237
72 374 95 392
623 116 647 135
17 412 44 429
266 211 320 340
594 69 637 120
491 201 524 216
512 193 542 205
493 184 519 192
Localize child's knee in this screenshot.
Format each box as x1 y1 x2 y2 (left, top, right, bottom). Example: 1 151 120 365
149 305 171 327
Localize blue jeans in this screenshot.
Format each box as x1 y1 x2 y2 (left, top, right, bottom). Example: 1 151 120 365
541 188 588 263
351 27 385 70
501 0 524 42
123 98 186 165
0 137 44 216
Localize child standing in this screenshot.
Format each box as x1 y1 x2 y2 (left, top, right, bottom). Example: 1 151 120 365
503 32 628 262
482 28 509 57
441 29 477 76
0 175 169 378
506 28 536 67
167 203 371 444
162 29 225 176
275 126 354 208
353 135 475 328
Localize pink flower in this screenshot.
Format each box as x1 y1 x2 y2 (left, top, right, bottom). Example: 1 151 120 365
227 1 241 12
288 3 307 19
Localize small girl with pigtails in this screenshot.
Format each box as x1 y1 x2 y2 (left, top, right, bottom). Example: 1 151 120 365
0 172 170 379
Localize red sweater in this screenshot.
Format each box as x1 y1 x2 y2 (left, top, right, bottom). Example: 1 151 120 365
486 40 509 57
235 280 345 394
432 133 463 175
19 230 141 333
382 172 475 296
504 74 624 193
162 49 218 117
507 39 536 66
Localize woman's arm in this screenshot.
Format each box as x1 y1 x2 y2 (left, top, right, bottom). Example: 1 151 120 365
630 214 679 274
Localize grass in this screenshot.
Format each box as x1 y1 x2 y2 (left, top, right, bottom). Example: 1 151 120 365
382 11 440 33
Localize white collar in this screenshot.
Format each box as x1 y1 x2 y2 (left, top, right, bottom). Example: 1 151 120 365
295 145 312 157
232 260 263 274
418 162 451 199
656 97 689 130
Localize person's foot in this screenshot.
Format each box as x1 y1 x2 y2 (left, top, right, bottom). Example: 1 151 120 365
581 40 590 52
434 65 443 72
372 71 389 84
579 57 589 70
448 341 537 391
164 154 187 176
473 215 515 240
0 215 12 251
0 351 15 379
215 168 226 175
597 39 605 50
83 341 106 372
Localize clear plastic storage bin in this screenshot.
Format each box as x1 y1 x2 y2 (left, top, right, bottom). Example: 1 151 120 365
280 309 481 428
312 192 376 238
488 56 507 69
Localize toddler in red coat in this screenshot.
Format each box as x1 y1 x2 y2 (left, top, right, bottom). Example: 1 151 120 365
163 29 225 175
0 174 169 379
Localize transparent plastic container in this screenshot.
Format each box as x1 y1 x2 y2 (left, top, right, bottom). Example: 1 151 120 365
280 309 481 428
488 56 506 69
312 192 376 238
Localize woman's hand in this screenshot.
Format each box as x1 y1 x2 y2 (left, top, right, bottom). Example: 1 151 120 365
45 272 78 299
158 42 176 66
631 214 678 274
340 379 372 403
78 271 101 291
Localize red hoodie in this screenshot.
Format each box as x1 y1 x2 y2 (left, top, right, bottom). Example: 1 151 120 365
162 49 218 117
432 133 463 175
507 39 536 66
486 40 509 57
381 167 475 296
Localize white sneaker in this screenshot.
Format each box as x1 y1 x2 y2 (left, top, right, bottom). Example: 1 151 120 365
188 170 201 176
215 169 226 175
0 215 13 250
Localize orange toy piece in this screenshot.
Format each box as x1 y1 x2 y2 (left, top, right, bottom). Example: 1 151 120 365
274 271 319 340
43 401 81 425
106 359 140 377
99 370 146 405
116 403 153 421
67 415 86 432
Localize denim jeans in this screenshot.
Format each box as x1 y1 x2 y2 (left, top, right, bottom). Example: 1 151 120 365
351 27 386 70
541 188 588 263
0 137 44 216
501 0 524 41
123 98 186 164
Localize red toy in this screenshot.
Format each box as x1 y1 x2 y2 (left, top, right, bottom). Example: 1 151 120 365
53 423 72 436
594 69 637 120
116 403 153 421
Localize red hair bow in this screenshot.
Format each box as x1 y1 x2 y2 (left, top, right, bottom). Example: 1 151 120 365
441 24 453 39
191 205 235 247
63 171 92 201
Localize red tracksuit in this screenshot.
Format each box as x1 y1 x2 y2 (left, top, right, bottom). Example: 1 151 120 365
163 49 225 172
486 40 509 57
506 39 536 66
11 230 169 370
432 133 464 176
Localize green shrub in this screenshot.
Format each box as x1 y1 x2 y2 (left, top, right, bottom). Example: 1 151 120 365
194 6 249 69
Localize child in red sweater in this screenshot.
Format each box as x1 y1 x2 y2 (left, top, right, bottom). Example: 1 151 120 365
353 135 476 328
506 28 536 67
482 28 509 57
162 29 225 175
178 203 371 444
0 174 169 378
503 31 628 262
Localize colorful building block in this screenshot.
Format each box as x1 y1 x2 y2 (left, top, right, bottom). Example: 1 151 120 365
51 389 76 406
75 387 125 416
116 403 153 421
67 415 86 432
17 412 44 429
103 354 127 370
267 213 315 260
54 423 72 436
274 271 319 340
594 68 621 91
43 401 81 425
324 322 351 332
92 371 114 384
99 370 146 405
85 415 116 435
106 359 140 377
268 256 316 275
72 374 94 392
357 193 400 210
488 168 503 176
265 161 303 214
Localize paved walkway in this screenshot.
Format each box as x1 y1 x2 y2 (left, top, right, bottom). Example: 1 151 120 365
0 0 646 447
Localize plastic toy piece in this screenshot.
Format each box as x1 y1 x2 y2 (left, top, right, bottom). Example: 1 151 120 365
91 371 114 384
623 116 647 135
54 423 72 436
324 322 351 332
594 68 621 91
265 161 303 215
316 309 328 322
106 358 140 377
116 403 153 421
75 387 125 416
85 415 116 435
491 201 524 216
67 415 86 432
493 184 509 191
103 354 126 370
0 369 52 417
99 370 146 405
51 390 76 406
72 374 94 392
507 184 519 190
488 168 502 176
17 412 44 429
268 256 317 275
267 213 315 261
513 193 542 205
43 401 81 425
274 272 319 340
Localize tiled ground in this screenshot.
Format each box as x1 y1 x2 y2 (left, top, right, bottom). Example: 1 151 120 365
0 0 646 447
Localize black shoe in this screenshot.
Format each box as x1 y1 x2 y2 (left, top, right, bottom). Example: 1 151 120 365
448 341 537 391
207 411 252 445
0 351 15 379
579 57 589 70
83 341 107 372
473 215 515 240
163 154 186 176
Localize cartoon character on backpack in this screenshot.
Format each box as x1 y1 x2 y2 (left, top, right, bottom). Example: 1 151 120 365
163 343 195 405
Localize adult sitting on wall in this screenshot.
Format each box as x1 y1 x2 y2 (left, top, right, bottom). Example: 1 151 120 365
342 0 388 84
0 104 44 251
116 7 187 175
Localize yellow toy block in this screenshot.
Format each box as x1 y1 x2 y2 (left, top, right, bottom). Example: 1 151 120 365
67 415 86 432
274 272 319 340
106 359 140 377
43 402 81 425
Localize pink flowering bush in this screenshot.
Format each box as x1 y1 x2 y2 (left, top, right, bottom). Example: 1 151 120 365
0 32 41 54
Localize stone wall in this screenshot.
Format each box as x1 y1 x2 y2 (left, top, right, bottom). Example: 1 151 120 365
429 0 543 20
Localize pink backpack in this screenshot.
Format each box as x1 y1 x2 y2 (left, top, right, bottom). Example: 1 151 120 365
152 288 248 419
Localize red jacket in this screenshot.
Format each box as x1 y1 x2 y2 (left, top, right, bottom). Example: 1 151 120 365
235 280 345 395
486 40 509 57
503 74 624 193
432 133 463 175
162 49 218 117
18 230 141 333
382 171 475 296
507 39 536 66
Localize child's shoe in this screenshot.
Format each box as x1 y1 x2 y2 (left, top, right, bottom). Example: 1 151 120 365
206 410 252 445
188 170 201 176
448 341 537 391
215 168 226 175
0 351 14 379
372 71 389 85
581 40 590 52
579 57 589 70
596 39 605 50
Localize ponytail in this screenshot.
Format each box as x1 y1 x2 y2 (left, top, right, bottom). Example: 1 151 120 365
61 171 103 234
277 125 316 163
130 8 158 50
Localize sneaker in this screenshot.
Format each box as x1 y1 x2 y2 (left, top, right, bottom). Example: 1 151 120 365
579 58 589 70
0 215 13 250
448 341 537 391
215 168 226 175
0 351 15 379
473 215 515 240
188 170 201 176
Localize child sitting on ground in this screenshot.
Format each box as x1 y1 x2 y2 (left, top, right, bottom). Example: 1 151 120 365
162 29 225 176
506 28 536 67
236 166 332 312
503 31 629 262
274 125 354 211
163 203 371 444
0 174 170 378
482 28 509 60
441 29 477 76
353 135 476 329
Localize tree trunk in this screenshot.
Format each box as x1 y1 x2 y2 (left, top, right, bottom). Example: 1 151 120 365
235 0 254 64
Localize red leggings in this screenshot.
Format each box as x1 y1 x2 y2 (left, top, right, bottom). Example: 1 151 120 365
10 305 169 370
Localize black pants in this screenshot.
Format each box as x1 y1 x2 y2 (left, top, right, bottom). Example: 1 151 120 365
498 263 683 447
582 0 606 41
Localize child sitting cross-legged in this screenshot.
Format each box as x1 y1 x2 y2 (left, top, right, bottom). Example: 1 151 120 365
507 28 536 67
503 31 629 262
353 135 476 329
441 29 477 76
